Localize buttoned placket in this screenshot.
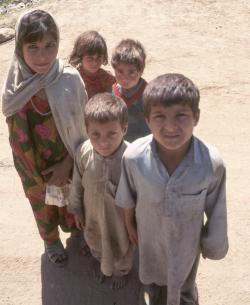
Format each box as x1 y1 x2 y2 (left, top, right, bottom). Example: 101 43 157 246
158 153 191 218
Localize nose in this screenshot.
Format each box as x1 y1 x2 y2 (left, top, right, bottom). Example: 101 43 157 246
38 48 47 61
164 118 178 132
123 73 131 80
99 136 109 147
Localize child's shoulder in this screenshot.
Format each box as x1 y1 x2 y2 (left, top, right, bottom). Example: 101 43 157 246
99 68 115 81
63 64 81 77
75 139 93 160
123 134 153 160
194 136 226 171
58 64 84 87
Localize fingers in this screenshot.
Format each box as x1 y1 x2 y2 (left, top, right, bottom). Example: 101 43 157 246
75 219 82 230
41 165 55 176
129 231 138 245
47 177 65 186
74 216 85 231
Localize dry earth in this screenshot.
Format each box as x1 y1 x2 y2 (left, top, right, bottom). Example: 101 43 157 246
0 0 250 304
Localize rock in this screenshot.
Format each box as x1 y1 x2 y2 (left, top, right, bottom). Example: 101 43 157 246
0 28 15 44
0 7 7 14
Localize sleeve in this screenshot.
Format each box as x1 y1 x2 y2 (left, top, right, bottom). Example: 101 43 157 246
115 154 137 209
201 163 229 260
67 144 85 215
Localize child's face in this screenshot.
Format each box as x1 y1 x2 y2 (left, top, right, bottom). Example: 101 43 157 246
87 120 127 157
146 104 199 156
114 63 142 90
81 54 104 75
22 33 58 74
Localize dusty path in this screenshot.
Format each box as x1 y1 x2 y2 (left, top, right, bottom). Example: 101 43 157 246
0 1 250 304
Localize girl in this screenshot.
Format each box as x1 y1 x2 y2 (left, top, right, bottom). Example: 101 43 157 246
69 31 115 98
1 10 88 267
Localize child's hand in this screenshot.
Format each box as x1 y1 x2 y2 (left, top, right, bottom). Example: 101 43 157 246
42 155 73 186
127 223 138 245
124 208 138 244
74 215 85 231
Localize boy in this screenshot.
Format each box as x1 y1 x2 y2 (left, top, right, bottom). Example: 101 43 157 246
111 39 150 142
116 74 228 304
68 93 134 289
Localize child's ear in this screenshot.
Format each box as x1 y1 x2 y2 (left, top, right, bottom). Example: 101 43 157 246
194 109 200 126
145 117 150 126
123 124 128 135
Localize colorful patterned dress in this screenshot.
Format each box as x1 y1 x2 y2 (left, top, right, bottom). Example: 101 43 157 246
112 78 150 142
79 67 115 99
7 96 76 244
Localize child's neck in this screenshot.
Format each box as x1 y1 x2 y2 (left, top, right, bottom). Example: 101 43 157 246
120 79 141 92
157 139 192 176
81 66 99 77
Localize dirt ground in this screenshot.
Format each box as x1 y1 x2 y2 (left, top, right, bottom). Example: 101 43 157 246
0 0 250 304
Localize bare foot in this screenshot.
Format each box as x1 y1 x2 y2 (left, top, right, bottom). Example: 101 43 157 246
93 261 106 284
110 274 128 290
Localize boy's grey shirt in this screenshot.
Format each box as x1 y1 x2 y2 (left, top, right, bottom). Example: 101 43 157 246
116 134 228 304
68 139 134 277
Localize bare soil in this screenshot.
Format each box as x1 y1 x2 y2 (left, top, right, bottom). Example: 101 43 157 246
0 1 250 304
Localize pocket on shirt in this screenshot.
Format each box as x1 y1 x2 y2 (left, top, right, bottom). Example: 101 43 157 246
177 189 207 218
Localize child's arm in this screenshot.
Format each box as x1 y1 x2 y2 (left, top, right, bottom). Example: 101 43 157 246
116 153 138 243
201 163 228 260
124 207 138 245
68 144 85 226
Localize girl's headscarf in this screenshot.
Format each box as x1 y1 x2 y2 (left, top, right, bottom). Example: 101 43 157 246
1 9 64 117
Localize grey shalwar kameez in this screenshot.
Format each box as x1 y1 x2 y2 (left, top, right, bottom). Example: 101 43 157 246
116 135 228 305
68 140 134 277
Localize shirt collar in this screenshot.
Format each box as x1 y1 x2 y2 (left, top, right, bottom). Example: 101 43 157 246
150 136 200 166
93 140 126 161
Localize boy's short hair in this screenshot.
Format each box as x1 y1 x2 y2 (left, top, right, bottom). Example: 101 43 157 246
69 31 108 67
143 73 200 118
111 39 146 72
84 93 128 128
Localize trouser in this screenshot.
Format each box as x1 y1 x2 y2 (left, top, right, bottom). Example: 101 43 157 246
28 191 76 244
139 255 200 305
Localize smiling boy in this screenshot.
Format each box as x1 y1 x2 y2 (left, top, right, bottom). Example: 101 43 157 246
116 73 228 305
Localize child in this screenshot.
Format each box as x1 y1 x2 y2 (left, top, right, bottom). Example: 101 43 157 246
69 31 115 98
68 93 134 289
111 39 150 142
1 10 88 266
116 74 228 305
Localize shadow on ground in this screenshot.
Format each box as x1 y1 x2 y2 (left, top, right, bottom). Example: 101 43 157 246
41 236 141 305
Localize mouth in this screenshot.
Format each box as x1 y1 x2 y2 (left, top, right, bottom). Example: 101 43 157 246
164 134 180 140
97 149 112 157
35 63 50 69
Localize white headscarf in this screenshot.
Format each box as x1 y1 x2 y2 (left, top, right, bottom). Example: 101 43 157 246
1 9 88 156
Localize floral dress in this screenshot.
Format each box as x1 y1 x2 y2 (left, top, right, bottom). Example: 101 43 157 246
7 96 76 244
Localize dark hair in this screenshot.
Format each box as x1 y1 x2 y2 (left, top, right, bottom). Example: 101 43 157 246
143 73 200 118
69 31 108 67
16 10 59 58
84 93 128 128
111 39 146 72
